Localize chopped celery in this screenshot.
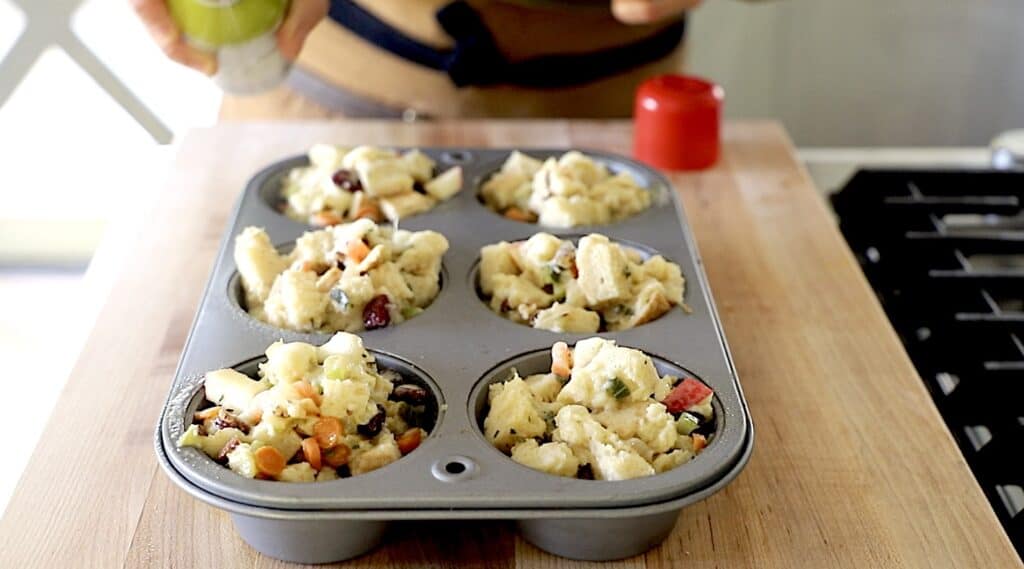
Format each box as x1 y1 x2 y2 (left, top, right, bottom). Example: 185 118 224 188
675 412 700 435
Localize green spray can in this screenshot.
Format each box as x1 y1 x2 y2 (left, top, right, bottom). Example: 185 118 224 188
167 0 290 94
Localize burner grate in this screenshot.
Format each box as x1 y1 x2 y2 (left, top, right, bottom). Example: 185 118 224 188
832 170 1024 557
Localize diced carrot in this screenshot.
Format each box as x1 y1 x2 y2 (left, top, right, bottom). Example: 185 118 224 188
551 341 573 378
294 380 321 406
313 416 345 449
323 444 351 468
311 211 343 226
194 406 222 421
354 203 382 222
254 446 286 477
301 437 323 471
346 238 371 264
503 207 533 222
397 428 423 455
692 433 707 453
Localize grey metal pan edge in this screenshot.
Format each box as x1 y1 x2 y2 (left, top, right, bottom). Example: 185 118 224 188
155 416 755 518
157 147 753 511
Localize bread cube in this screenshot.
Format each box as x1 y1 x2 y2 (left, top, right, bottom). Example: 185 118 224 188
524 372 563 403
557 151 609 186
399 149 436 182
652 450 693 473
607 280 672 331
479 242 519 296
204 368 269 412
557 338 661 409
308 143 348 170
575 234 630 306
226 443 259 478
424 166 463 201
532 303 600 334
640 255 685 304
511 440 580 478
350 432 402 475
537 196 610 227
590 441 655 480
261 340 319 385
481 171 531 211
341 145 397 170
278 462 317 482
234 227 287 305
250 415 303 461
484 375 546 451
379 192 436 221
321 378 377 430
488 274 553 313
593 403 677 454
369 263 414 302
177 425 248 458
263 270 331 332
356 158 415 197
501 150 543 178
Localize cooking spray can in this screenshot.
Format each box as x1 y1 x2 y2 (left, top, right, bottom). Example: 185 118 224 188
167 0 290 94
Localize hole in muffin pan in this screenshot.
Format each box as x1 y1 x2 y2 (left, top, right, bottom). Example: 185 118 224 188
430 456 477 482
473 153 656 226
179 350 444 481
468 347 720 481
468 234 681 333
227 241 448 336
440 150 474 165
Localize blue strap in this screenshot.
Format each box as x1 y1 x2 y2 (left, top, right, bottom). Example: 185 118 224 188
327 0 685 88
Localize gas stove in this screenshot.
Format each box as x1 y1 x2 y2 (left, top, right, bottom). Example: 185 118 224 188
833 169 1024 555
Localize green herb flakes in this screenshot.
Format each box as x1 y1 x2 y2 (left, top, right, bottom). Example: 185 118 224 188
605 377 630 400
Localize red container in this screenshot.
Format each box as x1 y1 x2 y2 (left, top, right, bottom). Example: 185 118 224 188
633 75 724 171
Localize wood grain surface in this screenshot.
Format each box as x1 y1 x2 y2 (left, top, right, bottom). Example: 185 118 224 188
1 121 1018 569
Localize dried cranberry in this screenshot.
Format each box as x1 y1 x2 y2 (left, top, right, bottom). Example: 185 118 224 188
576 464 594 480
392 383 428 404
213 410 249 434
570 262 579 279
332 169 363 192
216 437 241 462
358 405 386 437
363 295 391 329
500 299 511 312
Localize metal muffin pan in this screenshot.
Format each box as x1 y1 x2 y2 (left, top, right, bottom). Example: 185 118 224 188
155 148 754 562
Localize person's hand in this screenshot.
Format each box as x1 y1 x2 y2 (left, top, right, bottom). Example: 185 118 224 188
130 0 329 75
611 0 703 24
276 0 330 61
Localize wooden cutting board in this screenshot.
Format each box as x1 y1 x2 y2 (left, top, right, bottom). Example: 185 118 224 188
0 120 1018 569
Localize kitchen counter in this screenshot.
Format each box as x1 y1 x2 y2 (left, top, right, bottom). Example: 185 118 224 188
0 120 1019 568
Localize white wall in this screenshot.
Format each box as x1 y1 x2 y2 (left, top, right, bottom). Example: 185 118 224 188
687 0 1024 146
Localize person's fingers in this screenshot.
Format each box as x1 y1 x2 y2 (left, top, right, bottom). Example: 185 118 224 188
611 0 702 25
276 0 329 61
129 0 217 74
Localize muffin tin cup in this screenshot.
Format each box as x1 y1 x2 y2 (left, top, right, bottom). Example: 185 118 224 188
155 147 754 562
155 420 753 562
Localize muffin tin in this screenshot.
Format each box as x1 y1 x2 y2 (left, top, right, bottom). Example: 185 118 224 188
155 148 754 563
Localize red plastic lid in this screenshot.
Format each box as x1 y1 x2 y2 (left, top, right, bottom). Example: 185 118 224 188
633 74 724 171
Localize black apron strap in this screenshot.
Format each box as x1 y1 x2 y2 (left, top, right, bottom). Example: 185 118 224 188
327 0 685 88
